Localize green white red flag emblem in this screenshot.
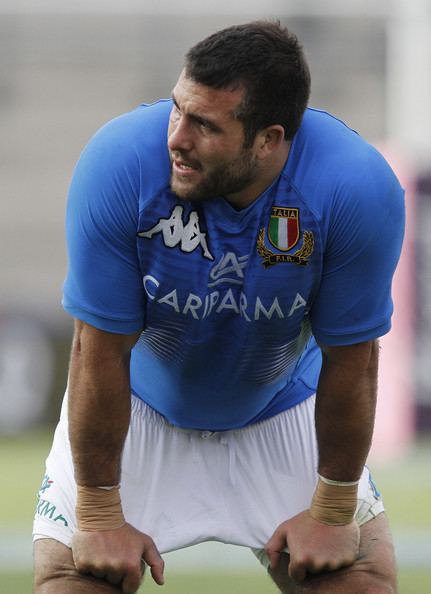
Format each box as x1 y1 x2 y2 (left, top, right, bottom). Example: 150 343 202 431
268 207 300 251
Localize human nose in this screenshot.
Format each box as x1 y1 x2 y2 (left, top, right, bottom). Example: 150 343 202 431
168 114 193 152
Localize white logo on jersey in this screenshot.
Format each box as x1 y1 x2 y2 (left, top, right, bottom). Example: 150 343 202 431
143 274 307 322
288 293 307 317
138 205 214 260
208 252 248 287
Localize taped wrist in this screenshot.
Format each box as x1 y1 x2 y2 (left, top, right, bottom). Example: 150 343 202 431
309 474 359 526
76 485 125 531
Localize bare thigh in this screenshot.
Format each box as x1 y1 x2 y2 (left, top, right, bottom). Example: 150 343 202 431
269 514 397 594
34 539 141 594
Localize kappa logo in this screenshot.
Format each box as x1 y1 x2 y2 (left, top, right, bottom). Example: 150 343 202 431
138 205 214 261
208 252 248 287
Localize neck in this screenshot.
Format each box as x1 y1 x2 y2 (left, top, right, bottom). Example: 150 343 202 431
225 143 291 210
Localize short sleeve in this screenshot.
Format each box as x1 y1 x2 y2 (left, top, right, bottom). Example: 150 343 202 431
310 148 405 345
62 114 144 334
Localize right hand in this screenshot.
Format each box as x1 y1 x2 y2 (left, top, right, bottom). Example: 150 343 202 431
265 510 359 582
72 522 165 593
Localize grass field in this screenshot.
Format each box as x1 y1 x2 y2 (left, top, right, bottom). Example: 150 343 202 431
1 429 430 594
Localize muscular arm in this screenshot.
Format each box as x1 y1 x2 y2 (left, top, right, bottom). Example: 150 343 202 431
68 320 141 486
266 339 380 581
316 339 379 481
67 320 164 592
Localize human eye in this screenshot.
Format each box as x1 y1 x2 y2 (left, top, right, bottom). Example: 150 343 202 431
196 117 219 134
170 103 181 122
200 120 214 130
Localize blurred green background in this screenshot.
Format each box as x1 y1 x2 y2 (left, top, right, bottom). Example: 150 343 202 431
1 431 430 593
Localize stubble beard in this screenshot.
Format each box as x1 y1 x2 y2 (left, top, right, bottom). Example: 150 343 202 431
170 149 258 203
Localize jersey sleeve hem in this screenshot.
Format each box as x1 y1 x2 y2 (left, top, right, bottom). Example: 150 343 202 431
312 320 391 346
63 304 144 335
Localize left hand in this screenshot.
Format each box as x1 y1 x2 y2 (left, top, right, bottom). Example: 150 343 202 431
264 510 360 582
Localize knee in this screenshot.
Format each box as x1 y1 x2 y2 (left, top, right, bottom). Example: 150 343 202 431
267 565 397 594
34 538 83 593
34 547 72 593
34 538 124 594
34 570 70 594
341 577 396 594
34 563 73 593
335 570 397 594
360 581 397 594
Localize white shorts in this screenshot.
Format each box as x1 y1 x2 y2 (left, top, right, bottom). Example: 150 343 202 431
33 393 384 564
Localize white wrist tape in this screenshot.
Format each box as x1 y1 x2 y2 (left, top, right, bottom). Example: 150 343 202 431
318 473 360 487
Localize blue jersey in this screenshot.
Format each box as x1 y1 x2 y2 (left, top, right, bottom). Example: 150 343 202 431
63 100 405 430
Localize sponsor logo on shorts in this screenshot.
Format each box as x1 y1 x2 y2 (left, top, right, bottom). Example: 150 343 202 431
35 496 69 527
39 474 54 495
36 474 69 526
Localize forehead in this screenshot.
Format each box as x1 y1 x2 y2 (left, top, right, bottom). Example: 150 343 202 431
172 70 245 125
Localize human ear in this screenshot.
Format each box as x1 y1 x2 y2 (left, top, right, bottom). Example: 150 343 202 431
256 125 285 158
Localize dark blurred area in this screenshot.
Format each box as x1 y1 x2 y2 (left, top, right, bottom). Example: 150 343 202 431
415 172 431 433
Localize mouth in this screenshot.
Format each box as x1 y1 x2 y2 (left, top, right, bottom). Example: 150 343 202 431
171 153 201 177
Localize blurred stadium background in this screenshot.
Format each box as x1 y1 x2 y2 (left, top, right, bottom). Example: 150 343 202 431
1 0 430 592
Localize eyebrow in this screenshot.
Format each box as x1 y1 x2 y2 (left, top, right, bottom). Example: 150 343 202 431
171 93 223 133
